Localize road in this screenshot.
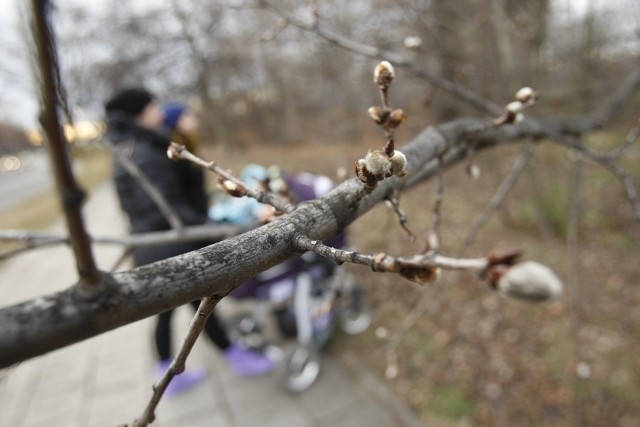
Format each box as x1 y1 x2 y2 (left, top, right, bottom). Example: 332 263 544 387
0 151 52 214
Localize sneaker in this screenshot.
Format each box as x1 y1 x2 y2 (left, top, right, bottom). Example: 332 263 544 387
155 360 207 396
223 344 275 377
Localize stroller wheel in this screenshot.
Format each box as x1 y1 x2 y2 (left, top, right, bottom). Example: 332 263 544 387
339 285 372 335
282 344 321 393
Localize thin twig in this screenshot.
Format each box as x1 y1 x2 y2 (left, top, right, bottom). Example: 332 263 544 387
31 0 100 287
113 147 183 230
460 142 535 251
168 142 296 214
0 223 250 261
294 235 487 276
605 120 640 159
132 297 219 427
259 0 502 115
385 191 415 241
431 156 444 250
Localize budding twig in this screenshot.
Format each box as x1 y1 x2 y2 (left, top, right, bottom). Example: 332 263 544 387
132 297 218 427
295 236 563 302
356 61 408 192
167 142 296 214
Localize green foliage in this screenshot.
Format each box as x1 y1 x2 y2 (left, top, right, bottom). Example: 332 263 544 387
428 386 474 420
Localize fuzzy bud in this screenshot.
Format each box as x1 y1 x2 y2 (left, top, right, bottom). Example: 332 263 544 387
515 87 539 105
389 150 407 177
364 150 392 178
374 61 395 89
506 101 525 115
496 261 563 302
368 106 389 124
355 158 378 188
386 109 407 130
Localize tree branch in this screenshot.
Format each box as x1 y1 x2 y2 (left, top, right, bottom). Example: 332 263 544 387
1 68 638 366
131 297 218 427
0 223 250 261
258 0 502 115
31 0 101 288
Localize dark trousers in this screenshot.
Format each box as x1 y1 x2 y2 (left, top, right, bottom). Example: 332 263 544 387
154 300 231 361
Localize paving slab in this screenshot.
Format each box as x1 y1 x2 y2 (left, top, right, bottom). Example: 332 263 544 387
0 182 422 427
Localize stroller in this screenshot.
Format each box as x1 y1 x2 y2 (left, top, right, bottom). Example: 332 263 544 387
210 165 372 392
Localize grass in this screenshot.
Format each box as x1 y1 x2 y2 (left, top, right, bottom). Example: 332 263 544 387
0 146 111 252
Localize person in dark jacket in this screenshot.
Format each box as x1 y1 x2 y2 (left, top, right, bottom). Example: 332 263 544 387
104 88 274 395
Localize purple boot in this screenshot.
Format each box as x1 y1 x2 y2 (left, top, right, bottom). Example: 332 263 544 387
155 360 207 396
223 344 275 377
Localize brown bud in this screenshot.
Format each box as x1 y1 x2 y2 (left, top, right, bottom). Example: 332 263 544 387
368 106 389 124
374 61 395 89
386 109 407 130
355 159 379 189
399 266 441 285
220 180 247 198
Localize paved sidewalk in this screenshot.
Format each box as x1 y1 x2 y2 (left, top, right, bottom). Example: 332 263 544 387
0 182 422 427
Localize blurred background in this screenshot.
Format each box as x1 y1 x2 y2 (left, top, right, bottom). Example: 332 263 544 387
1 1 639 426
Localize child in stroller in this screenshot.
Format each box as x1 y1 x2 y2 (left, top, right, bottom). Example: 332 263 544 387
209 165 371 392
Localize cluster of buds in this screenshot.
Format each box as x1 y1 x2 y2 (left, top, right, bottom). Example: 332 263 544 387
483 249 563 302
494 87 540 126
355 143 407 189
356 61 408 190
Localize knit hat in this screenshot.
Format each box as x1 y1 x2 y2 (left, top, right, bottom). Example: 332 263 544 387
162 102 187 130
105 88 153 117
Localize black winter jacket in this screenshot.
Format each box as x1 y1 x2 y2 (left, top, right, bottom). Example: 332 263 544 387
107 114 211 266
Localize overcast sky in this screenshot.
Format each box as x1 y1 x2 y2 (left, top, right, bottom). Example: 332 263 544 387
0 0 635 130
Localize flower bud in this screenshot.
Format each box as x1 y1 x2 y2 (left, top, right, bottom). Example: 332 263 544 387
355 158 378 188
374 61 395 88
389 150 407 177
368 106 389 124
386 108 407 130
220 179 247 198
496 261 563 302
364 150 392 178
515 87 539 104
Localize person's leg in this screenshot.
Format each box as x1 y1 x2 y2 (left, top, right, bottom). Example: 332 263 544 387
154 309 173 361
154 308 206 395
189 300 274 377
